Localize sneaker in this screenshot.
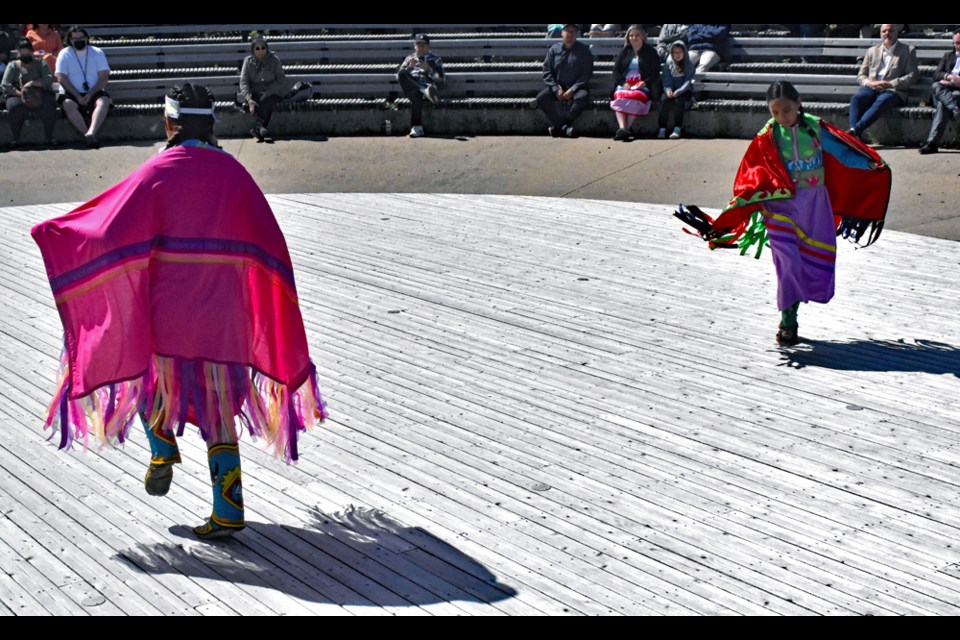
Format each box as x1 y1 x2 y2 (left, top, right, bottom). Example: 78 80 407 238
564 125 577 138
84 133 100 149
669 128 682 139
776 323 799 346
423 84 438 105
614 127 630 141
548 126 561 138
250 126 264 142
657 128 666 139
409 125 424 138
144 462 175 497
918 143 939 155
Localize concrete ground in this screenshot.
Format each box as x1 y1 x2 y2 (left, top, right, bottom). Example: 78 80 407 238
2 134 959 241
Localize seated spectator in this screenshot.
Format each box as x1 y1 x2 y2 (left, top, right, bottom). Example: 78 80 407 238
656 24 689 61
396 33 445 138
919 30 960 154
588 24 621 38
239 36 288 142
610 25 660 141
537 24 594 138
2 39 58 148
849 24 917 139
658 41 696 139
787 24 826 38
55 26 111 148
686 24 731 73
25 24 63 73
0 27 14 76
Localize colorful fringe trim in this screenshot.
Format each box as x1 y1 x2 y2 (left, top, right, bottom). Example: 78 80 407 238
674 204 769 259
42 352 327 463
737 210 770 259
837 216 884 247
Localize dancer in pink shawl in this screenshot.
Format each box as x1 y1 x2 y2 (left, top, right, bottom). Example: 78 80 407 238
31 84 326 539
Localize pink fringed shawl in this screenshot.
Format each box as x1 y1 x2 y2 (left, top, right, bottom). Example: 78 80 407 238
31 144 326 462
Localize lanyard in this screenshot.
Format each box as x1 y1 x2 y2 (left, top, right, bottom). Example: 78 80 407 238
74 48 91 90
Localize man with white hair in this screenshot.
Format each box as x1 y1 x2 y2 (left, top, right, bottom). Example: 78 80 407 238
848 23 918 138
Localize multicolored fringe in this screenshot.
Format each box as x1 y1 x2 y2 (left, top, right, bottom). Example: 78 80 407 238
42 352 327 463
674 204 768 257
737 210 770 259
837 216 884 247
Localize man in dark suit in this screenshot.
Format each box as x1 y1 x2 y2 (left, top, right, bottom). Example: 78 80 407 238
849 24 918 138
919 30 960 154
537 24 594 138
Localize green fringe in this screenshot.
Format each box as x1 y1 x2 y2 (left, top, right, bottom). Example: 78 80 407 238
737 210 769 259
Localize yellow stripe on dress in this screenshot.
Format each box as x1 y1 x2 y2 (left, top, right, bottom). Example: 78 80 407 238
761 210 837 253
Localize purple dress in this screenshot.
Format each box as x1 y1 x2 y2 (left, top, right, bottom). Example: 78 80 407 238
762 119 840 311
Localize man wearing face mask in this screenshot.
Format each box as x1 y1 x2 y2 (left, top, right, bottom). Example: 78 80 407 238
55 26 111 148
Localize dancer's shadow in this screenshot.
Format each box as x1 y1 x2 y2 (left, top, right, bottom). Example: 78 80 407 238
779 338 960 376
116 505 517 608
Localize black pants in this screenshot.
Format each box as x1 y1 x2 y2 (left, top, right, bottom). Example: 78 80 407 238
658 92 693 130
927 82 960 146
249 93 280 129
397 69 431 127
6 93 58 142
536 87 590 129
7 91 57 142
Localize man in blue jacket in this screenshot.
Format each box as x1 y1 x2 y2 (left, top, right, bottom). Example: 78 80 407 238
537 24 594 137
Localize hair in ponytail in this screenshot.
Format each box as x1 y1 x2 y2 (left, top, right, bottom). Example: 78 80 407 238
164 83 219 150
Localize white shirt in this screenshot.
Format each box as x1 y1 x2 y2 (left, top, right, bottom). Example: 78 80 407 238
951 52 960 76
875 45 894 80
55 45 110 95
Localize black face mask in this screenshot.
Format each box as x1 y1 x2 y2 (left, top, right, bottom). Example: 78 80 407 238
19 54 33 64
73 39 87 50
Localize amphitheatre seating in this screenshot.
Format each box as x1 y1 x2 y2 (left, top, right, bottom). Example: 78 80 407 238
86 24 545 47
2 26 957 145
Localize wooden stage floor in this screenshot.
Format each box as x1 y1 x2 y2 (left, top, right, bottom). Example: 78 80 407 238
1 194 958 615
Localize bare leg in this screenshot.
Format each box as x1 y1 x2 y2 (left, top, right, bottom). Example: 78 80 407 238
624 115 639 130
615 111 628 129
61 99 88 136
86 96 111 137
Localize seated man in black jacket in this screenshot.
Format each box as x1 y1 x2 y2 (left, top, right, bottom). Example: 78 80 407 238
537 24 594 137
919 30 960 154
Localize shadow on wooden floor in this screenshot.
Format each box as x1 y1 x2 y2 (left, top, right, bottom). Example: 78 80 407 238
115 505 517 609
778 338 960 376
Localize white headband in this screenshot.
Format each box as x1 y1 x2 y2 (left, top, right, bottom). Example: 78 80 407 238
165 95 216 120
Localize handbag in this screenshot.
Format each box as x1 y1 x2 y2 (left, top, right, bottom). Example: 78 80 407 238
14 61 45 109
22 85 44 110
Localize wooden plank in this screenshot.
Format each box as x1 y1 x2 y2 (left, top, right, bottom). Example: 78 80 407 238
3 194 960 615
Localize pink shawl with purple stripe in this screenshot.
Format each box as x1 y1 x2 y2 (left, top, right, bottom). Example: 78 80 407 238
31 144 326 461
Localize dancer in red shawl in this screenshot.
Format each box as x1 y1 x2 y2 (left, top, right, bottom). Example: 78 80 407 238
31 84 327 539
675 81 891 345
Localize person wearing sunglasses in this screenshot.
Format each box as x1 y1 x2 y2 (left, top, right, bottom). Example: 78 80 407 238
239 36 288 142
